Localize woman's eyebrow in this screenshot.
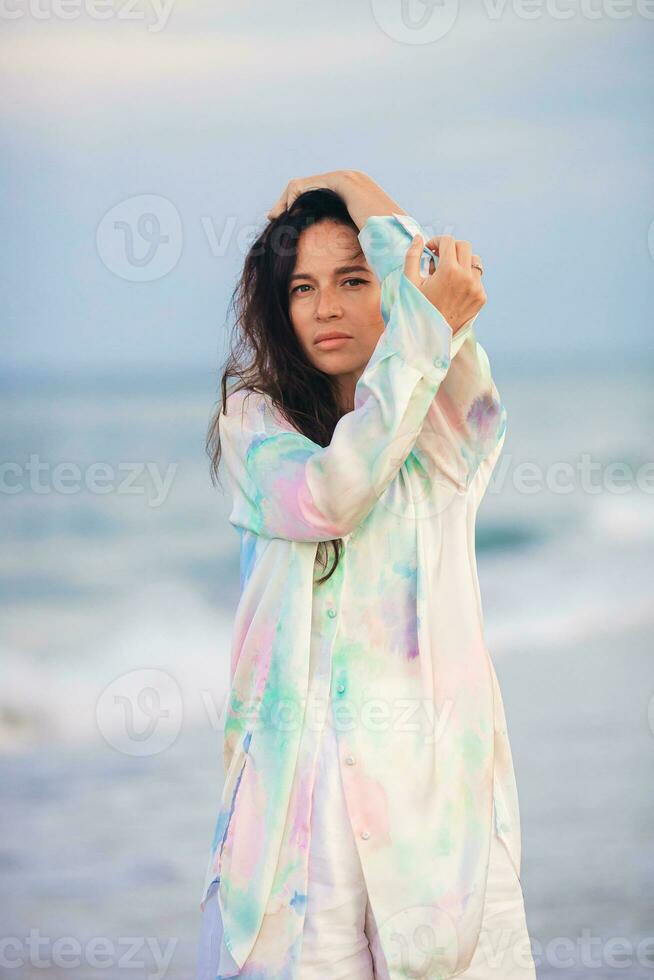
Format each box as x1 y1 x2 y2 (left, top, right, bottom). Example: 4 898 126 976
289 264 371 283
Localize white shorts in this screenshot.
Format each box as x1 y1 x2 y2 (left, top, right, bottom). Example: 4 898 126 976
298 721 537 980
297 715 375 978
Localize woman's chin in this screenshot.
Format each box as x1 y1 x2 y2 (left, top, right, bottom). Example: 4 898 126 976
311 353 360 375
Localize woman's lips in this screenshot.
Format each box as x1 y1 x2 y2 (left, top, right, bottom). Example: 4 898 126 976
314 336 352 350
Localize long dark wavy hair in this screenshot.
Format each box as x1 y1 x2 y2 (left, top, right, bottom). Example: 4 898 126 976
206 188 363 584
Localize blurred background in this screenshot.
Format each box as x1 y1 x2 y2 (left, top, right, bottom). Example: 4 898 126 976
2 1 653 977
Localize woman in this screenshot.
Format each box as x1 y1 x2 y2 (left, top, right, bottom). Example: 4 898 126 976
195 171 536 979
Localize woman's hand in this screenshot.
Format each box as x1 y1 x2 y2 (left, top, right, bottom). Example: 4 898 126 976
266 171 348 219
266 170 404 230
405 233 486 334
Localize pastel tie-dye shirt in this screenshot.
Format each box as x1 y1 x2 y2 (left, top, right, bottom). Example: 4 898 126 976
199 212 522 979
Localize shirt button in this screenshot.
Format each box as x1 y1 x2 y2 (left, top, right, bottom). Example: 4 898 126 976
360 830 371 840
345 755 355 765
327 608 337 619
336 682 346 694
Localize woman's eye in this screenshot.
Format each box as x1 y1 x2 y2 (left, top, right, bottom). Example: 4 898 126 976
290 278 367 296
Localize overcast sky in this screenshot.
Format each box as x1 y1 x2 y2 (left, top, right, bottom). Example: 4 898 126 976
2 0 653 375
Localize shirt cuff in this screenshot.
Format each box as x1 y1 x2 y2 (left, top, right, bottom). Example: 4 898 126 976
450 311 478 358
358 212 432 284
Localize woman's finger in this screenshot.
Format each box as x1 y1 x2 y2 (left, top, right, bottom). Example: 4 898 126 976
403 233 425 287
427 235 457 266
471 253 484 276
455 240 472 269
266 195 287 220
267 180 297 219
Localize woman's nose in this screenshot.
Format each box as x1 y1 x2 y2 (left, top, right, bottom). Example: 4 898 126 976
314 288 342 319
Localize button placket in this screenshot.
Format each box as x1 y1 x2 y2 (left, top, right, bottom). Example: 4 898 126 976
312 556 346 749
315 544 370 855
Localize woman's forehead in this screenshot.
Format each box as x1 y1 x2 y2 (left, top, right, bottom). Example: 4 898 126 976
294 220 365 269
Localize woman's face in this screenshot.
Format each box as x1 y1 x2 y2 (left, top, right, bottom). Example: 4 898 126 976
288 219 385 405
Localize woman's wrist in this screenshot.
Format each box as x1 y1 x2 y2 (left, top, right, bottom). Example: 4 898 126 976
335 171 406 232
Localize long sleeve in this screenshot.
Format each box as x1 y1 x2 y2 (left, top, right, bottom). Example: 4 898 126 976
361 212 507 493
414 323 508 493
218 215 464 542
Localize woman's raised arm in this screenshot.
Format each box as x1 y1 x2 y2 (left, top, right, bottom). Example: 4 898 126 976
361 211 507 495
